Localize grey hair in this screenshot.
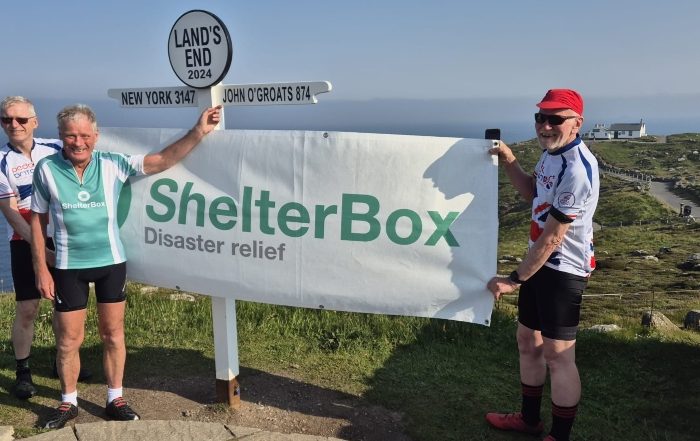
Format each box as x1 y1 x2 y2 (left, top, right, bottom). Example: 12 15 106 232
57 104 98 133
1 96 36 116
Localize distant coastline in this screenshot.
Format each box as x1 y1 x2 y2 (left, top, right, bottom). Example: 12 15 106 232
27 96 700 145
0 221 12 293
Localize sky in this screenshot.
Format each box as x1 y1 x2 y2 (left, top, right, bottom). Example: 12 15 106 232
3 0 700 141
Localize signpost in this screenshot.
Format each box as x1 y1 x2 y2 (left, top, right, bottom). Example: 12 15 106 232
107 81 332 108
168 10 233 89
108 9 332 408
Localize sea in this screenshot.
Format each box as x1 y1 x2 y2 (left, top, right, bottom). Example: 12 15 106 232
0 221 12 293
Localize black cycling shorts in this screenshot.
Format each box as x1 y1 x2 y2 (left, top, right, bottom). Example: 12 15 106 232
11 239 54 302
517 265 588 341
52 262 127 312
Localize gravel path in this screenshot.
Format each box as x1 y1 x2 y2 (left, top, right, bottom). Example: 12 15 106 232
602 168 698 217
648 181 699 215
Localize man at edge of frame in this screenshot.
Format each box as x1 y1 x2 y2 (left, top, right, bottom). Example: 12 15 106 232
0 96 92 401
486 88 599 441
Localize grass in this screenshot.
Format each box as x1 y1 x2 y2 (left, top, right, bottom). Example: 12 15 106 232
589 134 700 205
590 136 700 180
2 139 700 439
3 292 699 440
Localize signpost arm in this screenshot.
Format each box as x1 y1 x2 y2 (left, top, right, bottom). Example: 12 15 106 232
202 84 239 408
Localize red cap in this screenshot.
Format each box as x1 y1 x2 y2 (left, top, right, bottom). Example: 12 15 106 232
536 89 584 116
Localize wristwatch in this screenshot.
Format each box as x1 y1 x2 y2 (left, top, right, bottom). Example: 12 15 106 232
508 270 525 285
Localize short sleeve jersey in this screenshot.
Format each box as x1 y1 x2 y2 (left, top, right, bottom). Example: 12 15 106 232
0 138 62 241
31 150 145 269
530 137 599 277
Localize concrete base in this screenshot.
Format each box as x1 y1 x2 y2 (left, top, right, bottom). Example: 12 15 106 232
216 377 241 409
0 425 13 441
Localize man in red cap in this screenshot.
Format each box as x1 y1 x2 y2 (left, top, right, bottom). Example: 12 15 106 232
485 88 599 441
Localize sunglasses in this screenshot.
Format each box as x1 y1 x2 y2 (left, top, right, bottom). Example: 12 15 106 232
534 112 577 126
0 116 35 125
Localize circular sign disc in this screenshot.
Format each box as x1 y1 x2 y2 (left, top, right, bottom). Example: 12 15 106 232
168 10 232 89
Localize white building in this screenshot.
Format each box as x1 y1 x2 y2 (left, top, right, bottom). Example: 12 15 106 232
609 120 646 139
583 123 612 140
583 119 646 140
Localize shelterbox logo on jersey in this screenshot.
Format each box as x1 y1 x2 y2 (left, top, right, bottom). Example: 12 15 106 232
77 190 90 202
120 177 461 247
61 200 107 210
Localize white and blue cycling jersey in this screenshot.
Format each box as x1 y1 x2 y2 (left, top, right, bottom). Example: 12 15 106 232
529 136 599 277
0 138 62 241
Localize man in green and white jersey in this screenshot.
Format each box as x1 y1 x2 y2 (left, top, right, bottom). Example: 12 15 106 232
30 103 222 429
32 150 141 269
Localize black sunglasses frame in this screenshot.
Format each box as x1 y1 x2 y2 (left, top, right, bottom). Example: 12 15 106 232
0 116 35 125
534 112 578 126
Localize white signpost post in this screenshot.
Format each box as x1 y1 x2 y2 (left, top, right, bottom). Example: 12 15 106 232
108 9 332 408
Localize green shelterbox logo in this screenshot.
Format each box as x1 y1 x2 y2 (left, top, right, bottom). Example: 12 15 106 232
121 178 460 246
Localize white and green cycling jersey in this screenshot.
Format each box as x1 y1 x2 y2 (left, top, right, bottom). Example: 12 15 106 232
31 150 145 269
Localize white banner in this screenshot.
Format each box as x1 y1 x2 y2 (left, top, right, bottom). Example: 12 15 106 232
100 128 498 325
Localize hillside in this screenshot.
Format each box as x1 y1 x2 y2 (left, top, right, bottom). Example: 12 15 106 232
590 134 700 204
498 137 700 325
509 134 700 206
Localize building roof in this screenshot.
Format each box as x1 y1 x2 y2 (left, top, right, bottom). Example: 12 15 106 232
610 123 644 131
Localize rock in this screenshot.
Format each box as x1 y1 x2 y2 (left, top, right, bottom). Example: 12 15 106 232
631 250 650 256
587 324 621 333
677 253 700 271
657 247 672 255
684 310 700 330
677 261 700 271
643 255 659 262
499 255 519 262
641 311 679 331
140 285 160 294
169 293 196 302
